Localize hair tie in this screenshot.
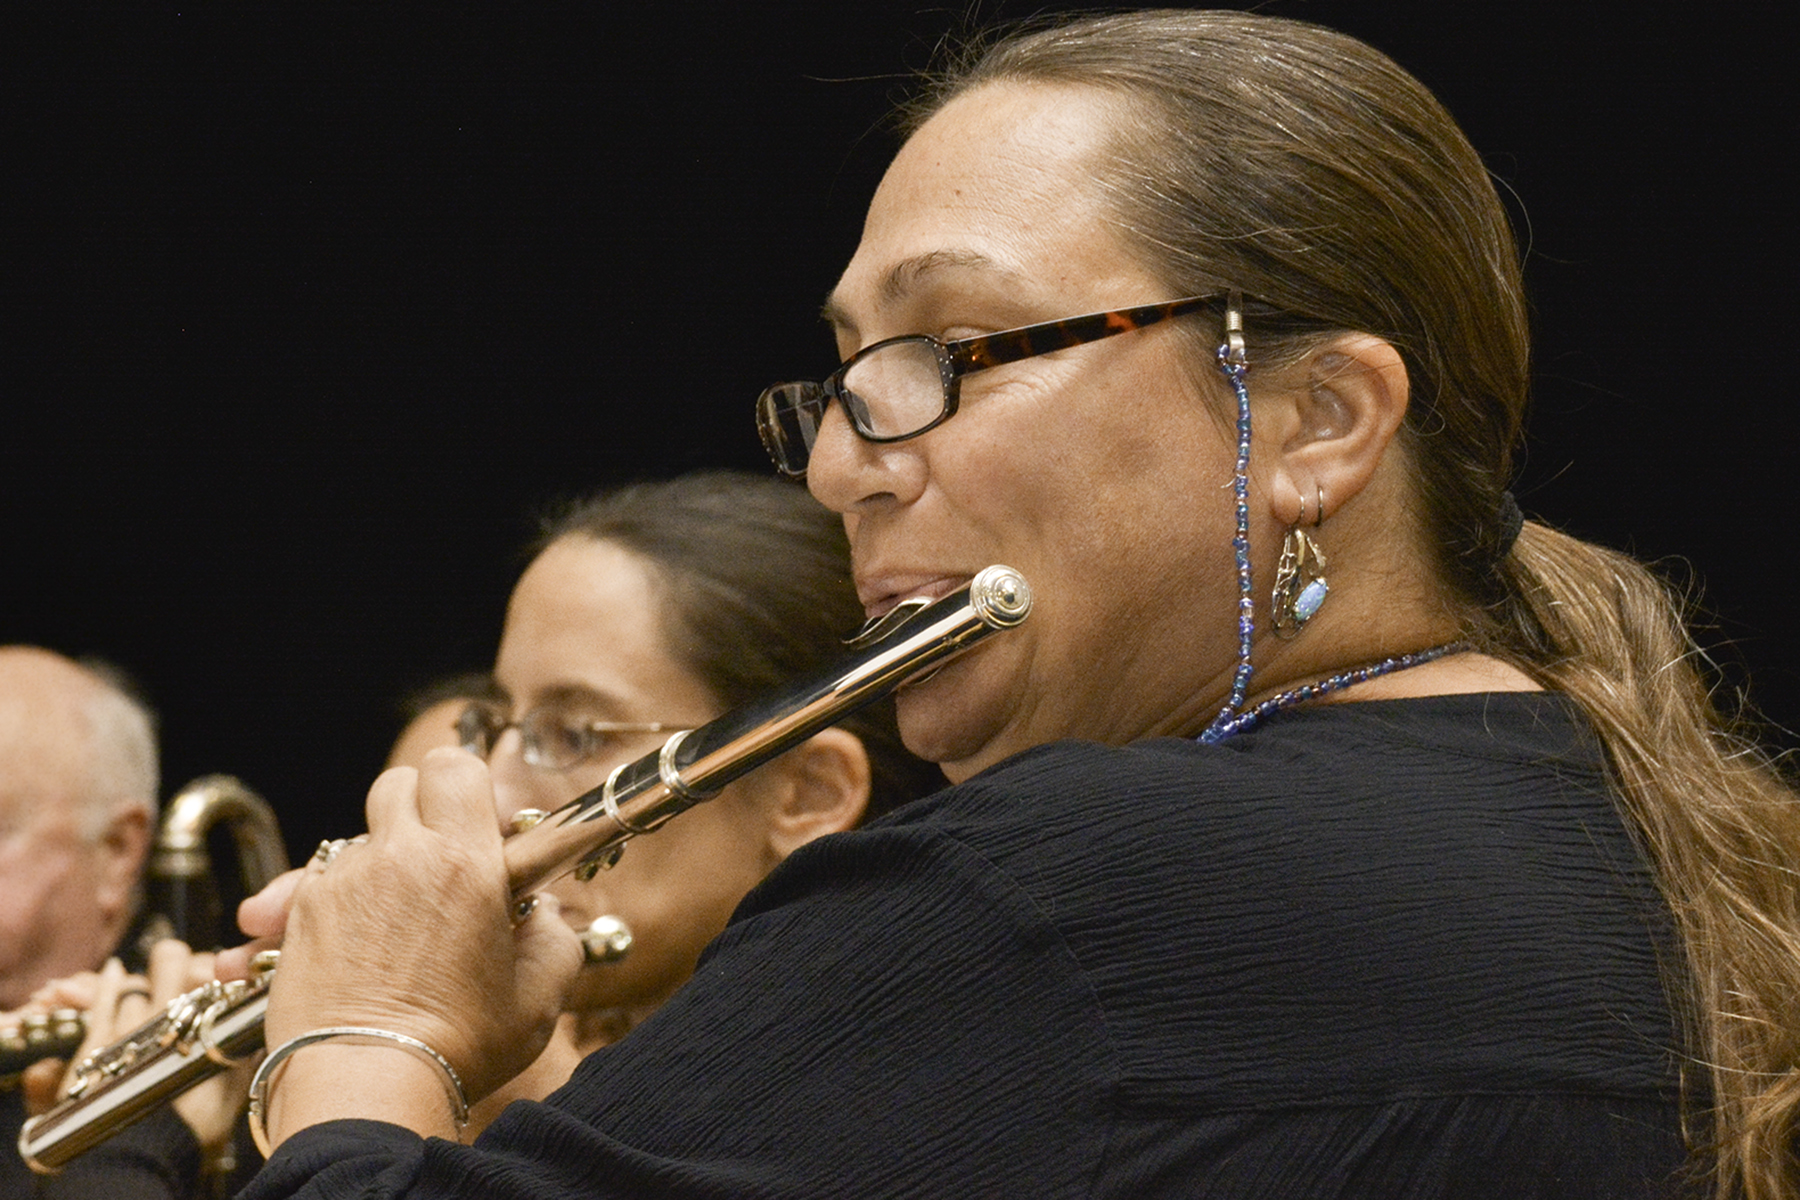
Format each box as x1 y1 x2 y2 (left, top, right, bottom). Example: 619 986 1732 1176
1495 490 1524 560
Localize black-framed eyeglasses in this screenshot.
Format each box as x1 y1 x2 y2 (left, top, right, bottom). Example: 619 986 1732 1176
454 702 688 772
755 293 1230 478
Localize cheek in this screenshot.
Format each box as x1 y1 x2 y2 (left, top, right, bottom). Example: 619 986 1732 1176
550 803 767 992
495 763 598 828
0 854 68 953
941 352 1225 529
953 386 1235 666
0 874 33 937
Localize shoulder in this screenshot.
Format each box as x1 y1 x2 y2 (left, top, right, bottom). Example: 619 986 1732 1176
773 693 1674 1108
541 804 1122 1196
746 691 1625 951
848 691 1613 869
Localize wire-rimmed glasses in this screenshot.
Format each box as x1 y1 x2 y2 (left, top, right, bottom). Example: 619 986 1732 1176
755 293 1229 478
455 702 688 772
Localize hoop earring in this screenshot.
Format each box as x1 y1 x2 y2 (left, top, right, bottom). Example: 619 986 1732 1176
1271 497 1329 638
1295 484 1326 530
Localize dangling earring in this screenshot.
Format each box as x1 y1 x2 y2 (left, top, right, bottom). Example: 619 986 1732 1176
1271 485 1328 637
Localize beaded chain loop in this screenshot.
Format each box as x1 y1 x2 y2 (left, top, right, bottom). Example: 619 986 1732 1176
1198 641 1466 744
1197 298 1464 745
1206 333 1257 733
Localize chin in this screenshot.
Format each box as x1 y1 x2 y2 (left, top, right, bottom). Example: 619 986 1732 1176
894 658 1010 782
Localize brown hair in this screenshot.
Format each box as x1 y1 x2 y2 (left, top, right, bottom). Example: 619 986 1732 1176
540 470 942 822
912 12 1800 1196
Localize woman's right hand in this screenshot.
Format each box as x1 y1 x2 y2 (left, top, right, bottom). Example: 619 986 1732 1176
255 750 581 1148
11 968 105 1116
148 940 254 1151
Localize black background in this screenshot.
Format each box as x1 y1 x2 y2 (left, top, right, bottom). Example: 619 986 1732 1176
4 3 1792 860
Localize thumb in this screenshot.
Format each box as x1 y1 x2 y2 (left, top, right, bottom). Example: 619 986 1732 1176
22 1057 67 1117
513 892 584 1028
238 867 306 941
216 866 309 979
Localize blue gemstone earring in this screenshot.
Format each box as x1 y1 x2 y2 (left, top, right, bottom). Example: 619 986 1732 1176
1271 486 1328 638
1198 311 1466 745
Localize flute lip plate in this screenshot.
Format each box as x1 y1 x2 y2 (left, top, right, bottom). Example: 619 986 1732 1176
843 595 934 648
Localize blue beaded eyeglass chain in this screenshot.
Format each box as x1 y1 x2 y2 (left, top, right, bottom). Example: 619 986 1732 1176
1196 293 1464 745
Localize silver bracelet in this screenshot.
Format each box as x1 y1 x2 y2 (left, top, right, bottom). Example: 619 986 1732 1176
247 1025 470 1156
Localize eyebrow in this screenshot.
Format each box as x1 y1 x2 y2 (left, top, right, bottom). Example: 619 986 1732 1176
820 248 1015 330
520 682 629 715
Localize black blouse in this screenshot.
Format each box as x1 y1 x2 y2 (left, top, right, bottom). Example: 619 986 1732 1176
244 693 1691 1198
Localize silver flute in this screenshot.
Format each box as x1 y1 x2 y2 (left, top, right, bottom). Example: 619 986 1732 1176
20 565 1031 1173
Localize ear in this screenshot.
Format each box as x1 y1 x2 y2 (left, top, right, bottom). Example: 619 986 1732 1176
93 801 153 920
1260 333 1410 525
760 727 871 861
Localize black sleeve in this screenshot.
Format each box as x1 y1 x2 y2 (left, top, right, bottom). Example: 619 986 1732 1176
240 824 1119 1199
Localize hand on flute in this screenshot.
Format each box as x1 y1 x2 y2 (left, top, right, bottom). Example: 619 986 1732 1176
246 749 582 1148
10 968 106 1116
13 945 250 1153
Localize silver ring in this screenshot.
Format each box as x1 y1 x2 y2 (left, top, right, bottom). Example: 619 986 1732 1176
308 833 369 870
657 729 704 805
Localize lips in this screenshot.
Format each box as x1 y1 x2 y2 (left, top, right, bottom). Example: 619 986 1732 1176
857 573 969 621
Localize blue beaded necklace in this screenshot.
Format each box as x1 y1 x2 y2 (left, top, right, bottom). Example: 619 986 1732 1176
1196 301 1464 746
1199 641 1466 744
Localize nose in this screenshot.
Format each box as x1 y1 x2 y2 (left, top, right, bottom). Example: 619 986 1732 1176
804 401 928 516
486 729 544 827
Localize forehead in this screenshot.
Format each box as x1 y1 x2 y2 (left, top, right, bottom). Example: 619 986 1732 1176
830 81 1156 332
496 538 718 717
0 688 91 825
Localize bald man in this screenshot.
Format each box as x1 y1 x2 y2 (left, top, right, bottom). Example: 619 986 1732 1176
0 646 157 1010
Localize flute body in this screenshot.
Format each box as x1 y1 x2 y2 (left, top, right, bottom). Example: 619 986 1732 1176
20 565 1031 1173
1 1011 84 1089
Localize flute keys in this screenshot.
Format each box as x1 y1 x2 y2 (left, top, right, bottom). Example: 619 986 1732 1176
12 1008 83 1050
573 844 625 882
580 916 633 964
1 1009 85 1089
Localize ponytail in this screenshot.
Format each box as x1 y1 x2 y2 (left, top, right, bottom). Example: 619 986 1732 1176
1486 521 1800 1200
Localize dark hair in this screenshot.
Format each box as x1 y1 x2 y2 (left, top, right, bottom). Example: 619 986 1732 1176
915 12 1800 1197
540 471 942 821
398 671 501 724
